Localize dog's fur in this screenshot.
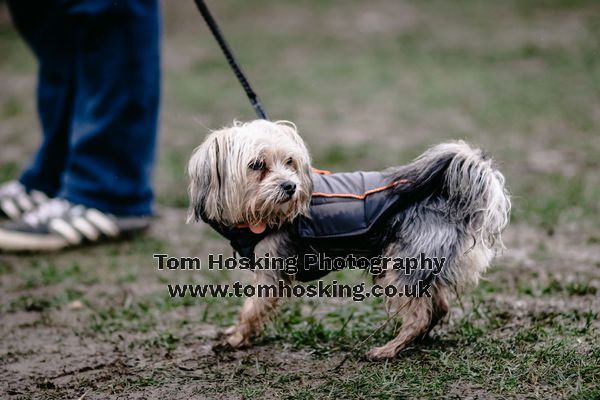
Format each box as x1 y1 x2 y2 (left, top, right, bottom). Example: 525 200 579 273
188 120 510 359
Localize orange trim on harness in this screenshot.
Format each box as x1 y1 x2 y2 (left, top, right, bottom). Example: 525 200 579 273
311 179 412 200
311 167 331 175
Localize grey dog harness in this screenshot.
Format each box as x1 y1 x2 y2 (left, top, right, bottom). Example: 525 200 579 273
203 170 410 282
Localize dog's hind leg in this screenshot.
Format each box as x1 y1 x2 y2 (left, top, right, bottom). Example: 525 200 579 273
367 206 457 360
427 286 449 335
367 294 433 360
366 285 449 360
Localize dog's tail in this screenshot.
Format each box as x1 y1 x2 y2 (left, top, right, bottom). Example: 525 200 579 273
387 141 511 251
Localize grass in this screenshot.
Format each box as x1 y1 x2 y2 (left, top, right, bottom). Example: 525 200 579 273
164 297 598 399
1 0 600 398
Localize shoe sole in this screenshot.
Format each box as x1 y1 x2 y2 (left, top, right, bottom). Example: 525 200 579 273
0 228 69 252
0 226 152 253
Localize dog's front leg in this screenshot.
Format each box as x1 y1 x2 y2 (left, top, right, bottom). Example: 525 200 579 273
224 232 294 348
225 271 281 348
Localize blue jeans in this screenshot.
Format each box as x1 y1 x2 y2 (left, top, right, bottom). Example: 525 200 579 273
8 0 160 216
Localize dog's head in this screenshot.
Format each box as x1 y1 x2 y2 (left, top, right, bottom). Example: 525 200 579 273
187 120 313 232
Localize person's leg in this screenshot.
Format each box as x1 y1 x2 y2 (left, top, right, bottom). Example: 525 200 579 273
0 0 160 250
7 0 75 197
59 0 161 216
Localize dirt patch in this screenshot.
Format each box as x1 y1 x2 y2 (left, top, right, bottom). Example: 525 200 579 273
1 211 598 398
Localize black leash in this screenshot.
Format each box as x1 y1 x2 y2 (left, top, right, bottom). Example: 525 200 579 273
193 0 269 120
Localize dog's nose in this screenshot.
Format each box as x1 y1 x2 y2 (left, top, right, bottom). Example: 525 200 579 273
281 181 296 196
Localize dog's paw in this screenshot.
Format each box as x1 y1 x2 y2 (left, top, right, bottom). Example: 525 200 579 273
366 345 399 361
226 330 251 349
224 325 237 336
211 335 250 354
214 325 239 341
212 326 252 353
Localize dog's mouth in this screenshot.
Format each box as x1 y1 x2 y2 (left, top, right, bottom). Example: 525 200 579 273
240 189 302 234
279 201 292 213
251 198 296 233
278 194 293 204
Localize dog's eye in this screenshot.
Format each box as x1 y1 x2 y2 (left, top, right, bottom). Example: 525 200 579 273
286 158 293 166
249 160 266 171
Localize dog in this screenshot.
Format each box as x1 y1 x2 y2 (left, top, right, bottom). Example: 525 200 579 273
187 119 510 360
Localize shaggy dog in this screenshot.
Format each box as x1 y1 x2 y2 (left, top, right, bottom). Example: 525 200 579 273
187 120 510 359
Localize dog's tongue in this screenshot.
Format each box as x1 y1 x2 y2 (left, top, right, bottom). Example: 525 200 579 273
249 222 266 234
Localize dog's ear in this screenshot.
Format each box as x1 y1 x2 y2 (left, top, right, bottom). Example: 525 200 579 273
187 131 228 223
